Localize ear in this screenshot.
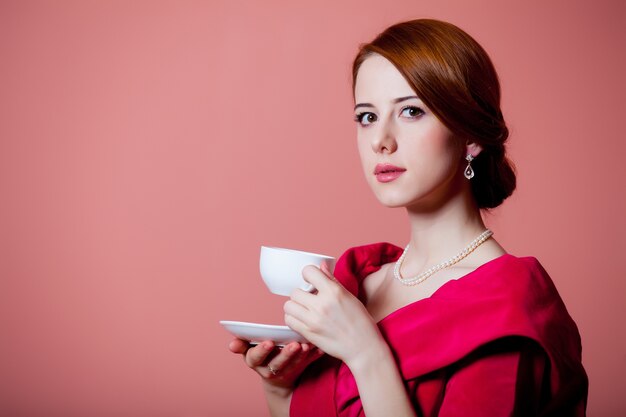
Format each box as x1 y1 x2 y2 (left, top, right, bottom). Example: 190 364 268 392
465 142 483 158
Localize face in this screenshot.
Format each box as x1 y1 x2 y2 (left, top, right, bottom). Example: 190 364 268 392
353 54 465 210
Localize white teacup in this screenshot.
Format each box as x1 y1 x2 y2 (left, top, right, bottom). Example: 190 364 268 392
260 246 336 296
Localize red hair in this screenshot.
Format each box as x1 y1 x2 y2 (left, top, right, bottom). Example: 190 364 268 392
352 19 516 209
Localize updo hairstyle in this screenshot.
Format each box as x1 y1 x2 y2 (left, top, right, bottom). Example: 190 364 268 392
352 19 516 209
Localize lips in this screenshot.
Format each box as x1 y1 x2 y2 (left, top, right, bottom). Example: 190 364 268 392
374 163 406 183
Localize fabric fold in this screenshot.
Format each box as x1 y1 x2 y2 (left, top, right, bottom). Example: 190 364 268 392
290 242 588 417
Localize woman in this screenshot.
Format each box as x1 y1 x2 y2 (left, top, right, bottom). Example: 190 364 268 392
229 18 588 416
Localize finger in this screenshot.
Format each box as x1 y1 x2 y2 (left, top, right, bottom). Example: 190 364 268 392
307 347 325 361
289 288 317 309
273 343 325 376
284 313 313 344
245 341 275 368
265 342 301 376
301 265 337 293
303 342 319 352
291 347 326 373
320 262 332 277
284 298 313 322
228 338 250 354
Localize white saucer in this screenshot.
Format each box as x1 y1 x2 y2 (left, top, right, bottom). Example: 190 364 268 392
220 320 307 346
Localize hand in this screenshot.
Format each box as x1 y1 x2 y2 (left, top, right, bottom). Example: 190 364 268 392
283 263 387 368
228 338 324 392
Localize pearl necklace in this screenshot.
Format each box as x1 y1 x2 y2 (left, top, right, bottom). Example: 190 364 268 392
393 229 494 286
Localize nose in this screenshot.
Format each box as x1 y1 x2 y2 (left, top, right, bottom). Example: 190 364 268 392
371 118 398 154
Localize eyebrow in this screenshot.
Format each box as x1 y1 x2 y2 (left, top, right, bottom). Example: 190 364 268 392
354 95 420 111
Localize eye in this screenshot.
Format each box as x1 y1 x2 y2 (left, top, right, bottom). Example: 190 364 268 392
400 106 425 118
354 112 377 126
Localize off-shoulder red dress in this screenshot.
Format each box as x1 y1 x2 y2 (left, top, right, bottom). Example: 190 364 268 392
290 242 588 417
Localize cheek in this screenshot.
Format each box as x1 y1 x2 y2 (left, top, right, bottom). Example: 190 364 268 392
403 131 460 177
356 138 371 171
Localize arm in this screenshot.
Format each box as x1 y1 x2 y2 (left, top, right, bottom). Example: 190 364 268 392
439 337 548 417
262 382 292 417
284 264 417 417
347 341 417 417
228 339 324 417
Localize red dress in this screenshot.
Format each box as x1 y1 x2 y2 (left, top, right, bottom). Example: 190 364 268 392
290 242 588 416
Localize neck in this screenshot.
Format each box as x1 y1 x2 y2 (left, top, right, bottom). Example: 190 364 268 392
402 182 487 272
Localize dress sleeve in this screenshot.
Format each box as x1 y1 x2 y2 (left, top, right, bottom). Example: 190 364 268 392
438 337 549 417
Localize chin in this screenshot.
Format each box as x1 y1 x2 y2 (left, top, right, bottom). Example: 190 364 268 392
380 202 407 209
373 192 414 208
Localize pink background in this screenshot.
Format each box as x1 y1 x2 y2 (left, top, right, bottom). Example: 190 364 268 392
1 1 624 416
